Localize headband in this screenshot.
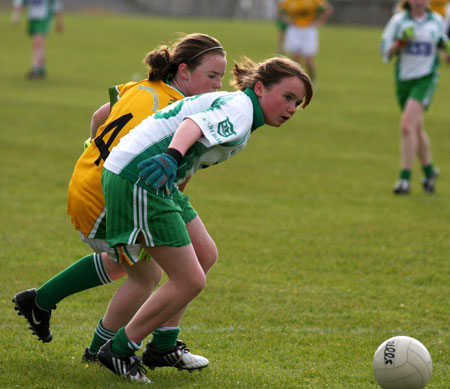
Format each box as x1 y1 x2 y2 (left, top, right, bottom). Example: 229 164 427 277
187 46 223 62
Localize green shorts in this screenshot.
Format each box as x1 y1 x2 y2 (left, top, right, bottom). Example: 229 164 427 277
102 169 191 249
396 73 438 110
173 188 198 224
28 19 51 36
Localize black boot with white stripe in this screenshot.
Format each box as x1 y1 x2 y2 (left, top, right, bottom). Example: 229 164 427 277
98 340 150 383
142 340 209 371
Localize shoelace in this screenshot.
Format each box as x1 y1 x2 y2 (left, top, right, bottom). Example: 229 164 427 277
130 356 148 377
177 341 190 353
168 342 190 367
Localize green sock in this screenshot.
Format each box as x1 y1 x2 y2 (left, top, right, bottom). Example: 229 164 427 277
150 327 180 351
399 169 411 181
112 327 142 355
89 318 116 354
422 164 434 179
36 253 112 310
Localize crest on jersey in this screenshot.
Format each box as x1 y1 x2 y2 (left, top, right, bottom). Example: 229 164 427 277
217 117 235 138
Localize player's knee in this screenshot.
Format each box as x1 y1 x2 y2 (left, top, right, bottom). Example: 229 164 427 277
198 242 218 274
400 122 413 136
188 270 207 297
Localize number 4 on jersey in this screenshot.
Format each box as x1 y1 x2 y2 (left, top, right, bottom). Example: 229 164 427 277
94 113 133 166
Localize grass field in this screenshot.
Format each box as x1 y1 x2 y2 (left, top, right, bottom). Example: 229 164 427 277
0 10 449 389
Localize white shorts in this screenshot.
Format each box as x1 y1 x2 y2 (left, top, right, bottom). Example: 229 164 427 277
80 233 142 265
283 25 318 56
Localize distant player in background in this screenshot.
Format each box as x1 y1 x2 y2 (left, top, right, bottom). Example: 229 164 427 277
381 0 450 194
11 0 64 79
278 0 333 83
13 33 226 371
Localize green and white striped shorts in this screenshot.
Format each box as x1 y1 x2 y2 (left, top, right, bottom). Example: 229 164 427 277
102 169 191 255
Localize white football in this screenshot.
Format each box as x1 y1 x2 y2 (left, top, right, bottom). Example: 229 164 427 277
373 336 432 389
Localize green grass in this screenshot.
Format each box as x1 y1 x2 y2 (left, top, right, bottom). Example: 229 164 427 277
1 11 449 388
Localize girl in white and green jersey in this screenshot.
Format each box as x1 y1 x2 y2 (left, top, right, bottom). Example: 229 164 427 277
11 0 64 78
380 0 450 194
97 57 313 382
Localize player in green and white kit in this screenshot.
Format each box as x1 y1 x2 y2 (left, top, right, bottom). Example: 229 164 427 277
11 0 64 78
96 56 313 383
380 0 450 194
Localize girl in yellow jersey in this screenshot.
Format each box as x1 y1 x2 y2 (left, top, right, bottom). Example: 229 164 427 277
279 0 333 82
14 33 226 370
429 0 450 15
430 0 450 35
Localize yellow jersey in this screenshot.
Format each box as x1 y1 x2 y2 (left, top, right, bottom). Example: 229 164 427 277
279 0 327 27
67 79 184 238
430 0 450 16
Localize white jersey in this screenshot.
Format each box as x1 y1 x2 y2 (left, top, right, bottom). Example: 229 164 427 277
380 10 448 81
104 89 264 195
13 0 62 20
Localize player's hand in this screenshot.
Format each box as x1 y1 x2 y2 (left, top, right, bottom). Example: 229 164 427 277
138 153 178 195
396 26 414 48
401 26 414 41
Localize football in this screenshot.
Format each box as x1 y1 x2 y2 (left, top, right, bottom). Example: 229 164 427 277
372 336 432 389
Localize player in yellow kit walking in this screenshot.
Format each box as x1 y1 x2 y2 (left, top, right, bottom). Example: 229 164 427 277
278 0 333 83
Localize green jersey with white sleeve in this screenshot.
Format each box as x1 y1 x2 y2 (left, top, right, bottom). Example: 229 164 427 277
103 88 264 197
380 10 448 81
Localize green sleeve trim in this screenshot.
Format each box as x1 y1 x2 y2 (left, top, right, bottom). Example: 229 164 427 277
108 86 120 109
243 88 264 131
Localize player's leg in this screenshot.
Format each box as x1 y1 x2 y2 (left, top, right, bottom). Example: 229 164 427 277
302 26 318 84
413 74 439 192
393 97 421 194
31 34 45 69
27 21 47 79
83 257 162 361
12 251 123 343
98 244 206 381
142 215 216 369
153 214 217 327
417 120 439 193
416 115 431 166
393 79 413 194
304 55 316 84
400 98 422 170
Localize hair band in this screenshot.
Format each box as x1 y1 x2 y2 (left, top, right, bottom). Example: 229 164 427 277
187 46 223 62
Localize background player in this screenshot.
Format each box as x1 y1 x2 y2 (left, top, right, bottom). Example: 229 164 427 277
381 0 450 194
11 0 64 79
278 0 333 83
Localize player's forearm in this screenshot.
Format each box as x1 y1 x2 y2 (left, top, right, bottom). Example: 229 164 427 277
316 5 333 25
388 41 403 59
168 118 203 156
